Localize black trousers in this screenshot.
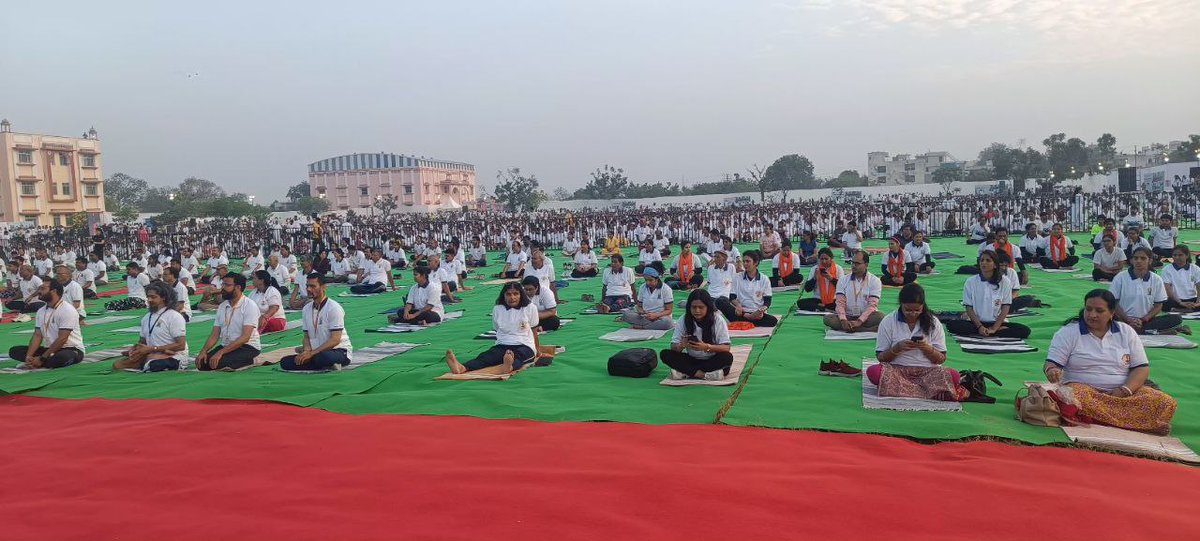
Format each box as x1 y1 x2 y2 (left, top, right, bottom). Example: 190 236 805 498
571 268 598 278
795 298 834 311
905 261 935 273
7 346 84 368
280 349 351 371
1163 298 1198 313
634 262 665 275
398 311 441 325
956 265 978 275
667 274 703 290
1139 313 1184 331
5 300 45 313
880 271 917 286
1153 247 1175 259
715 296 737 321
1039 255 1079 269
966 238 985 245
197 344 260 371
538 315 561 332
465 344 535 371
728 312 778 327
659 349 733 377
945 319 1031 339
770 272 803 287
1093 269 1119 281
1012 295 1039 312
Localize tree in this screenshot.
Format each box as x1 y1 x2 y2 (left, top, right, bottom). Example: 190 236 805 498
103 173 150 209
551 186 573 201
292 196 330 215
573 165 630 199
372 193 399 219
139 187 175 212
825 170 868 188
687 176 756 195
108 201 140 223
494 168 546 212
176 177 226 203
978 143 1017 180
1167 134 1200 163
1042 133 1089 180
744 165 771 202
1092 133 1118 173
930 165 964 185
762 154 817 191
286 181 312 202
624 181 683 199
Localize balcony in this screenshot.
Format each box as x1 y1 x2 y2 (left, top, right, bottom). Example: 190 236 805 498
81 177 101 183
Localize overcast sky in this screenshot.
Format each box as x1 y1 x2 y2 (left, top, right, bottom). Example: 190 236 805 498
2 0 1197 200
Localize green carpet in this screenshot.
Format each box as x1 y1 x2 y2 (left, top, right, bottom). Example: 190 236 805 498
2 233 1197 452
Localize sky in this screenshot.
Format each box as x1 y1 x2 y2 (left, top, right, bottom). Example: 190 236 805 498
2 0 1198 201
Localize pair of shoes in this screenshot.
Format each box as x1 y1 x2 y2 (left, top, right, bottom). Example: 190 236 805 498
703 369 726 381
819 359 862 377
13 314 32 323
670 369 687 380
960 370 1002 403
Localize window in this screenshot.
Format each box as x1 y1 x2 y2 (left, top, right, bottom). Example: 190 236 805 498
317 187 327 195
17 151 32 164
904 163 916 171
83 155 96 167
904 174 916 183
85 184 98 196
875 166 886 173
442 185 449 193
59 153 70 166
359 186 369 196
53 215 63 227
61 182 72 196
404 185 413 194
20 183 35 196
876 176 887 183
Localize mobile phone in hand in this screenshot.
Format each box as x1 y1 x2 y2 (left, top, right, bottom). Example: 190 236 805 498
912 336 924 342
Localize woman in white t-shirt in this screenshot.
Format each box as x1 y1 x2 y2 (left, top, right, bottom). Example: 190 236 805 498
1109 247 1183 334
1045 289 1176 434
251 270 287 334
660 289 733 381
571 239 600 278
944 250 1031 339
499 240 528 279
869 283 973 402
444 282 541 375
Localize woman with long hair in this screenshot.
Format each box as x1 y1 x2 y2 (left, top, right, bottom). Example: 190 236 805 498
796 247 844 312
660 289 733 381
880 236 917 287
445 281 541 375
251 270 288 334
945 250 1031 339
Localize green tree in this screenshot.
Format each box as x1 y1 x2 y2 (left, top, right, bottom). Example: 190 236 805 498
292 196 330 214
573 165 630 199
372 193 399 219
977 143 1017 179
1167 134 1200 163
286 181 312 202
687 177 757 195
825 170 868 188
1092 133 1118 173
551 186 573 201
745 164 772 202
625 181 682 199
103 172 150 209
494 168 546 212
176 177 226 203
1042 133 1089 179
763 154 817 191
930 165 964 185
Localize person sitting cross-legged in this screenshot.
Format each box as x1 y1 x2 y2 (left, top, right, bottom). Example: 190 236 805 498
1038 223 1080 270
280 273 354 372
620 267 674 330
390 266 444 325
112 281 190 372
660 289 733 381
823 250 883 333
195 273 262 371
8 280 85 369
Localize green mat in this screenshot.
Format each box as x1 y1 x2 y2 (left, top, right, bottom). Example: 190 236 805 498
1 234 1197 454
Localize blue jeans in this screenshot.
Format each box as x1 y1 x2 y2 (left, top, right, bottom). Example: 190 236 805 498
280 349 352 371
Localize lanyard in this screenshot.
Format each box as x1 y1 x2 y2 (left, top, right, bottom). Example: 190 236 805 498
41 300 63 337
145 308 167 338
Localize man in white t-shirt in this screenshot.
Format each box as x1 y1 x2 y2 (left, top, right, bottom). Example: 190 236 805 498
8 280 85 369
112 280 190 372
72 258 98 299
280 273 354 371
56 265 87 320
598 254 636 314
196 273 261 371
87 253 109 286
840 221 863 260
350 247 392 294
1149 214 1178 260
824 251 883 332
1162 247 1200 312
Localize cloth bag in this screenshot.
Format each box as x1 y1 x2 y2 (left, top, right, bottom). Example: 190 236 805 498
607 348 658 378
1015 383 1062 426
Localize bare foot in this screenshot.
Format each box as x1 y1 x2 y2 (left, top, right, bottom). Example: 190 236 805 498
500 349 516 374
597 304 611 314
445 350 466 374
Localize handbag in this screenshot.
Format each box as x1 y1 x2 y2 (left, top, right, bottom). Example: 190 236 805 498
1014 383 1062 427
607 348 658 378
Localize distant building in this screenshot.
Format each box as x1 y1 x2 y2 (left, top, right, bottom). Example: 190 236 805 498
307 153 476 212
0 119 105 226
867 151 960 185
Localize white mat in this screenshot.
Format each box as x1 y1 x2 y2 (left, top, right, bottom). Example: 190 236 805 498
111 312 216 333
280 342 428 373
1006 309 1038 319
825 330 878 341
1063 424 1200 464
1140 334 1197 349
600 328 670 342
728 325 777 338
0 348 127 374
372 311 465 333
659 344 752 386
1039 267 1076 273
82 315 137 325
1072 273 1093 279
794 310 830 316
1179 312 1200 320
771 285 801 292
561 276 591 282
955 335 1037 353
861 359 963 412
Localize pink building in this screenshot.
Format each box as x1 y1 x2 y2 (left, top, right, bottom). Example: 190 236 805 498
307 153 476 212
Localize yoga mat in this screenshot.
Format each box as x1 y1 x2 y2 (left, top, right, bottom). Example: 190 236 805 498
955 336 1038 354
794 310 831 316
281 342 427 373
728 325 777 338
370 311 464 333
1140 334 1197 349
771 285 801 292
435 359 537 381
659 344 752 387
599 328 670 342
825 330 877 341
1062 424 1200 464
861 360 963 412
1040 267 1077 273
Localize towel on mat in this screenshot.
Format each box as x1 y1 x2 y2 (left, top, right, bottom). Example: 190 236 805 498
480 278 518 286
955 335 1037 353
600 328 670 342
280 342 428 373
1140 334 1197 349
826 330 878 340
1179 312 1200 320
728 325 777 338
370 311 465 333
1006 309 1038 318
659 344 752 387
81 315 136 326
1063 424 1200 464
861 359 963 412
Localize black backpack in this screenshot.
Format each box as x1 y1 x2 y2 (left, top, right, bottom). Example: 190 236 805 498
607 348 658 378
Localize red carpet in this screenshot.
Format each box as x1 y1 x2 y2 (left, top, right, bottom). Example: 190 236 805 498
1 396 1197 541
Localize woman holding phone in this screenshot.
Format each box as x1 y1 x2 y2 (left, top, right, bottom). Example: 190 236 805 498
660 289 733 381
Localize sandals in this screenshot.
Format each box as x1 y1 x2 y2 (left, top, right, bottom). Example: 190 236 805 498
960 370 1002 403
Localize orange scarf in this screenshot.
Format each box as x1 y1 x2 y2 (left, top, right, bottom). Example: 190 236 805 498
780 253 795 278
1050 235 1068 263
817 262 840 305
887 250 905 280
679 252 695 282
993 241 1013 261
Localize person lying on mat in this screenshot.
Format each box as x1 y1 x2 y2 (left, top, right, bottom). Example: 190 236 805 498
1037 223 1079 270
7 280 85 369
521 276 561 331
796 248 843 312
904 231 934 275
943 250 1031 339
113 281 189 372
1092 235 1126 282
195 273 262 371
597 254 636 314
995 252 1043 312
1109 247 1188 335
725 252 777 327
770 241 803 288
667 240 703 291
824 250 882 333
444 281 541 375
349 247 392 295
661 289 733 381
571 239 600 278
161 267 193 323
280 273 353 372
390 266 445 325
870 283 968 401
1161 245 1200 313
880 236 916 287
1045 289 1177 435
251 270 288 334
620 267 674 331
498 240 527 279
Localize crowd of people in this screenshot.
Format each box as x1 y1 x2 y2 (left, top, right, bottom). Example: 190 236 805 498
1 187 1193 435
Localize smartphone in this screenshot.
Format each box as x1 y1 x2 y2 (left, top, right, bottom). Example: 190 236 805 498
912 336 924 342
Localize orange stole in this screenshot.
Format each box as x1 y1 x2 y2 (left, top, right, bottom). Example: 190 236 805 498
887 250 905 280
817 262 841 304
1049 236 1068 263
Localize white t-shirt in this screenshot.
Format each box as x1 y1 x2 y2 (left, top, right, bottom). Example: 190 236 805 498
573 251 599 268
1149 226 1177 250
904 241 932 265
1161 263 1200 300
505 251 528 270
268 263 292 289
602 267 635 297
215 297 262 349
126 273 151 301
733 272 772 312
141 308 189 366
836 272 882 317
491 304 539 351
182 255 200 274
330 258 351 277
468 245 487 261
524 261 555 289
73 268 96 294
252 287 285 321
638 249 662 265
404 280 445 318
36 301 85 352
88 261 107 281
174 281 193 320
362 258 390 285
707 263 737 298
874 311 948 367
244 255 264 274
1109 270 1167 319
670 313 731 360
962 275 1013 322
1092 247 1126 270
303 299 352 359
20 275 42 299
34 258 54 277
840 231 863 249
637 282 673 313
529 284 558 313
1047 321 1148 391
62 280 87 318
771 252 802 272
